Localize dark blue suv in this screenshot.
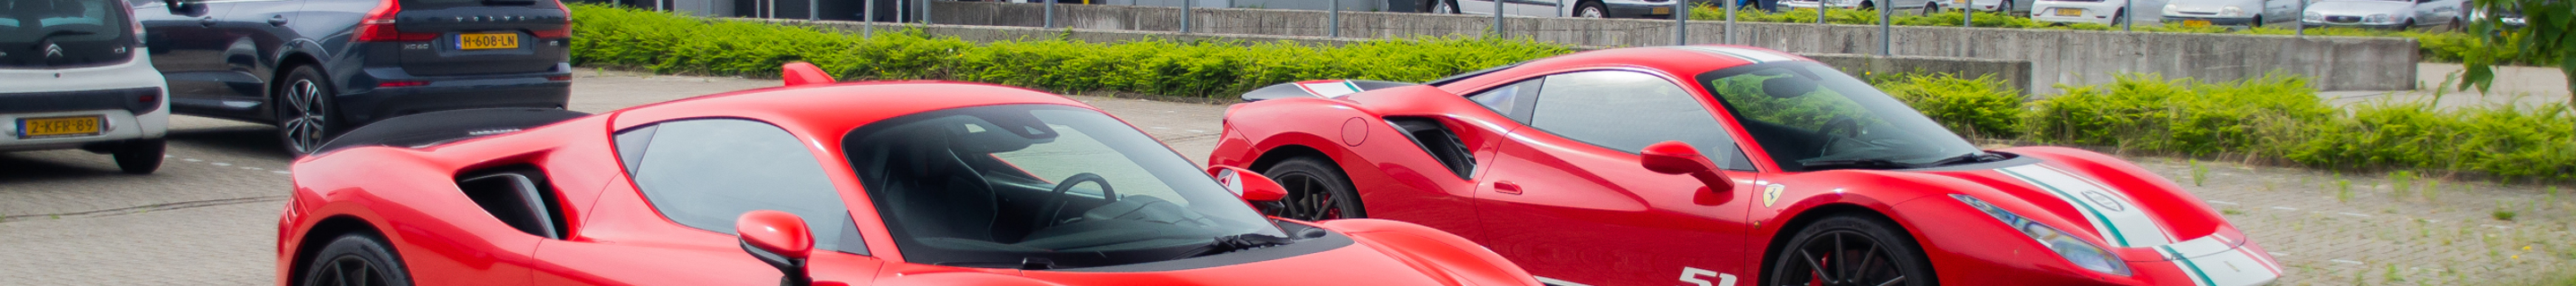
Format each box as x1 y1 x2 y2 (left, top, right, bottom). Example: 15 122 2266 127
134 0 571 155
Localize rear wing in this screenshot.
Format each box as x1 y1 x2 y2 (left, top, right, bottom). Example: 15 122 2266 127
1241 80 1423 102
314 107 590 154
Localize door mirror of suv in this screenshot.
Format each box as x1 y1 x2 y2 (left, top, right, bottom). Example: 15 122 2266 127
1208 165 1288 202
1641 141 1733 194
735 210 814 286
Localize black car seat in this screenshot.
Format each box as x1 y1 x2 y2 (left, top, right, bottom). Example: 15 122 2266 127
875 125 1004 243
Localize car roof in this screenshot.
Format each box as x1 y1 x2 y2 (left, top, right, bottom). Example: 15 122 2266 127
1513 45 1807 79
605 80 1095 136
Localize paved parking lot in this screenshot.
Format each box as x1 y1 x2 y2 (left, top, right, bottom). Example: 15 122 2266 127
2 69 2565 285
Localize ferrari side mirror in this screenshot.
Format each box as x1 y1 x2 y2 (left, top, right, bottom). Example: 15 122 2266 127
1641 141 1733 193
1208 165 1287 202
735 210 814 286
782 62 835 87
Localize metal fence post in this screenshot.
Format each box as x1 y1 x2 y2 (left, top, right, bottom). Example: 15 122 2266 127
654 0 662 12
1046 0 1056 28
809 0 818 20
767 0 775 18
1963 3 1973 26
1728 0 1739 45
1182 0 1192 33
2121 0 2131 30
1494 0 1505 36
1879 0 1890 55
921 0 932 24
1330 0 1342 38
2294 0 2305 36
864 0 875 36
1675 0 1689 45
1818 4 1826 24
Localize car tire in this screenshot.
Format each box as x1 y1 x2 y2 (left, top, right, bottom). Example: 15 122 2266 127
1920 2 1936 15
1258 156 1367 221
1427 0 1459 13
112 139 164 174
1576 1 1607 18
1997 0 2013 16
2250 15 2263 28
274 66 339 156
298 233 413 286
1764 214 1936 286
2111 8 2126 25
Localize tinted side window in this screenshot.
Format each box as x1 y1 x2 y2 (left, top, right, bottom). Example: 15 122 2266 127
618 119 864 254
1527 71 1748 170
1467 79 1540 122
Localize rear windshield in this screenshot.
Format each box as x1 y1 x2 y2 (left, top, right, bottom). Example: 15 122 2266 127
1 0 135 68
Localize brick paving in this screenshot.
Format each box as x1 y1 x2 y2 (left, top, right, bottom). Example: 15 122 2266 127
1 69 2565 285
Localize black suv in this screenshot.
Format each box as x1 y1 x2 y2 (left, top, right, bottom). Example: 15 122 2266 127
134 0 572 155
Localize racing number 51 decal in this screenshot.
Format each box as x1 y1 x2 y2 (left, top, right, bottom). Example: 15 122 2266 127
1680 267 1738 286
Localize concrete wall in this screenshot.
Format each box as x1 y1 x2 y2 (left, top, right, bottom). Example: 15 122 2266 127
764 19 2035 95
928 1 2419 93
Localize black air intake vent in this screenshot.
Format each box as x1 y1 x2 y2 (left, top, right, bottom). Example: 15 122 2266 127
456 166 567 240
1386 117 1475 180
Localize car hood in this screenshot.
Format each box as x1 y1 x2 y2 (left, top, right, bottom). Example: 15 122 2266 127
2306 0 2413 15
1000 220 1534 286
1909 149 2240 261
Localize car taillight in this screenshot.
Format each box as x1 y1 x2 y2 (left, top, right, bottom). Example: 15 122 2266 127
353 0 434 42
535 0 572 38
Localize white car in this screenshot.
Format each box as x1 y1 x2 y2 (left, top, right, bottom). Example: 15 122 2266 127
2301 0 2464 29
1425 0 1682 19
1935 0 2038 14
2 0 169 174
2161 0 2300 27
2032 0 2169 25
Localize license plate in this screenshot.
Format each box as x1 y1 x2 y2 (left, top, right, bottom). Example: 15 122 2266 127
2183 20 2212 27
457 32 520 50
19 115 102 139
2052 8 2081 16
1652 6 1672 14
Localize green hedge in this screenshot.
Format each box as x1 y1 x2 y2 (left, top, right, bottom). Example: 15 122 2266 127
1685 6 2555 65
574 5 2574 181
569 4 1569 97
1877 72 2576 181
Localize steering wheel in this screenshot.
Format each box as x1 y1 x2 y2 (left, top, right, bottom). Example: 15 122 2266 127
1032 172 1115 230
1813 114 1866 156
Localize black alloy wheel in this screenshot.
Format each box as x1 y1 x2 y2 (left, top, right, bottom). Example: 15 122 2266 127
1429 0 1461 13
1766 214 1935 286
300 234 412 286
1258 156 1366 221
275 66 338 156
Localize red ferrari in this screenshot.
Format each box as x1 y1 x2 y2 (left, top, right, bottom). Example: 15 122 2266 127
275 64 1542 286
1207 46 2283 286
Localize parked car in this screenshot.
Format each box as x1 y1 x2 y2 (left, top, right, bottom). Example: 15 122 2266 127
2467 4 2525 30
1779 0 1937 13
132 0 573 156
1423 0 1679 19
2160 0 2298 27
275 63 1546 286
4 0 168 174
1935 0 2038 14
1208 46 2284 286
2301 0 2463 29
2033 0 2168 25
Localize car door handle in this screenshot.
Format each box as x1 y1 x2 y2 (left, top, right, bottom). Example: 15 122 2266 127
268 15 289 26
1494 181 1523 195
197 17 216 27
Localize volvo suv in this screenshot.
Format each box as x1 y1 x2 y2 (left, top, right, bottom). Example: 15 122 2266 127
4 0 170 173
135 0 572 155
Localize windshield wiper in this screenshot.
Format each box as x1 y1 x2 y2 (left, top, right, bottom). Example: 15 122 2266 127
1168 233 1296 259
1922 152 2004 166
1799 159 1914 171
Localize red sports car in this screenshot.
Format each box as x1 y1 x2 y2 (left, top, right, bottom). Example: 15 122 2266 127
275 64 1542 286
1207 46 2283 286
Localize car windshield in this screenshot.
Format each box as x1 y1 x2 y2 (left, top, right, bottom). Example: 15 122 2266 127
844 104 1284 269
1699 62 1986 172
1 0 133 68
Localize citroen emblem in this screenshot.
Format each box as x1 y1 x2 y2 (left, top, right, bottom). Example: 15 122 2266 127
45 44 65 58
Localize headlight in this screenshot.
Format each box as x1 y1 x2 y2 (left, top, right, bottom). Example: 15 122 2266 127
2366 13 2392 23
1953 195 2133 276
2304 12 2324 21
2219 5 2243 17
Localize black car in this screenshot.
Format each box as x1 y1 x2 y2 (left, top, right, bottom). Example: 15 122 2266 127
133 0 572 155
